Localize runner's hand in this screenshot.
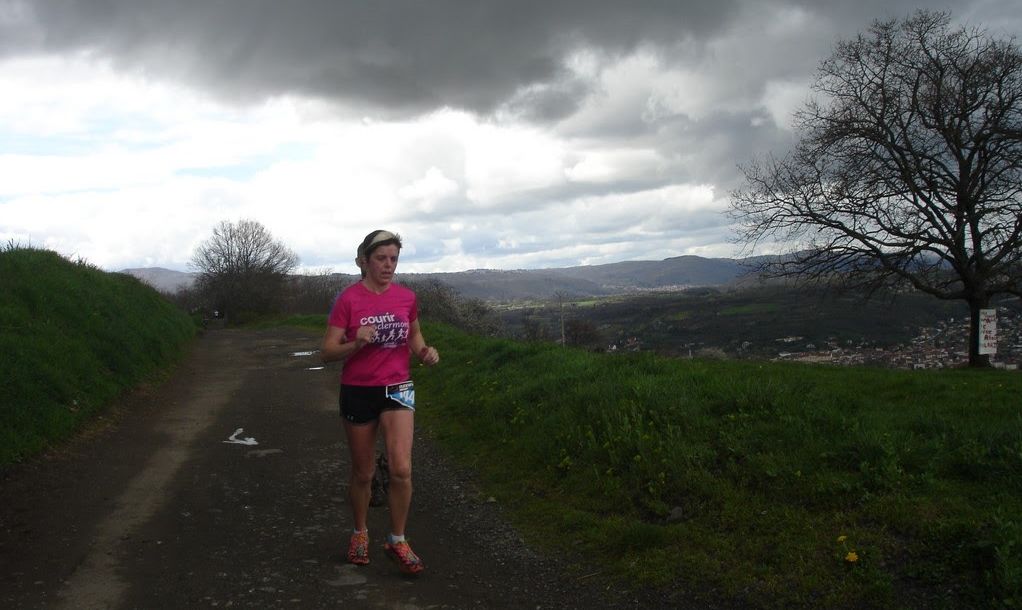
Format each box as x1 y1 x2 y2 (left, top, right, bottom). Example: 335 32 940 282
418 346 440 366
355 324 377 346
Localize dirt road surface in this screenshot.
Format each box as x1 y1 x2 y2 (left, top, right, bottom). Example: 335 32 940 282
0 328 680 609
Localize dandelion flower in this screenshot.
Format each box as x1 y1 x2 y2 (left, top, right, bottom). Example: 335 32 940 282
837 535 847 543
845 551 859 563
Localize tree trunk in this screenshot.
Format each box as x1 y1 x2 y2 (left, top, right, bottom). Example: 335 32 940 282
967 297 993 368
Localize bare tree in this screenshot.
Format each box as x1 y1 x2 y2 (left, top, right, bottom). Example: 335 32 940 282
565 318 603 350
521 314 551 342
404 278 504 336
730 11 1022 367
190 219 299 321
282 270 351 315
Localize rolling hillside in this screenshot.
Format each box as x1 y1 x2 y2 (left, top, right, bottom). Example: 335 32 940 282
412 255 750 300
122 254 753 299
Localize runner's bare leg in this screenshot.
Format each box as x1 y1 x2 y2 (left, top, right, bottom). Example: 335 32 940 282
344 420 379 531
380 409 414 536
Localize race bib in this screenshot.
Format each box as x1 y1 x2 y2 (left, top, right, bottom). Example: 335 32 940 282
386 381 415 410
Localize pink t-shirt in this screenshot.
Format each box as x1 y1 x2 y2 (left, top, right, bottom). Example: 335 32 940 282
328 281 419 386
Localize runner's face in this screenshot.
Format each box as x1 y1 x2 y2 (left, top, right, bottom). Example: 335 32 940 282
365 244 399 286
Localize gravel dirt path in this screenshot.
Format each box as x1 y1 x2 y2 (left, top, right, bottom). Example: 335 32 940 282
0 328 687 609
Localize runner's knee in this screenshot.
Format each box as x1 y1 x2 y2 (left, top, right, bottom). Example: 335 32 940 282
387 461 411 483
351 464 376 485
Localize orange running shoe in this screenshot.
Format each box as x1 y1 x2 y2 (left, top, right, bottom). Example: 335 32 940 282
348 530 370 565
383 540 424 574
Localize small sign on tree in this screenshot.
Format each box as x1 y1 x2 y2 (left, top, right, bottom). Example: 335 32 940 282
979 309 998 355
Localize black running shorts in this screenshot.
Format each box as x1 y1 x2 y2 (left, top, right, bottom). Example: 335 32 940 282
339 382 415 424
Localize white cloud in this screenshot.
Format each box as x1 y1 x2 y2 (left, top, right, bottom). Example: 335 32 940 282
0 55 744 273
398 167 461 213
463 125 567 206
565 148 664 183
760 79 810 130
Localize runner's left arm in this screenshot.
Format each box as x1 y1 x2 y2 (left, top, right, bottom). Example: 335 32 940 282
408 320 439 366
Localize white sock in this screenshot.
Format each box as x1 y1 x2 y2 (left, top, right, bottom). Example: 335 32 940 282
388 533 405 544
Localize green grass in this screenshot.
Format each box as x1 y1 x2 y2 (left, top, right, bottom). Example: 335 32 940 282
720 302 782 315
251 313 326 331
0 247 196 465
412 322 1022 609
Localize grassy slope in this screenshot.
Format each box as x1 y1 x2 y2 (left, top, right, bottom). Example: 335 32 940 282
0 247 196 465
409 322 1021 609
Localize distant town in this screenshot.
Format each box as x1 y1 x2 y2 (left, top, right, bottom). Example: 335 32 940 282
774 305 1020 370
507 285 1022 372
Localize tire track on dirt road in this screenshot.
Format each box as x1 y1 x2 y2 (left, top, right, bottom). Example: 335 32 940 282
53 332 249 609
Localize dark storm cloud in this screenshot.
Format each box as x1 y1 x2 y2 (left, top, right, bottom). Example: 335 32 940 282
2 0 743 117
658 111 798 191
5 0 1017 122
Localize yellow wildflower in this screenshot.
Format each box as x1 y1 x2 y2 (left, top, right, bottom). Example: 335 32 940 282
845 551 859 563
837 535 847 543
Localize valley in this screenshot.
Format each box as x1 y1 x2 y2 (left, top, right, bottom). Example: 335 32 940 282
498 285 1022 370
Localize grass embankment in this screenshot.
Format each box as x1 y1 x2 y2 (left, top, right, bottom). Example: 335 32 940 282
409 322 1022 609
0 247 196 465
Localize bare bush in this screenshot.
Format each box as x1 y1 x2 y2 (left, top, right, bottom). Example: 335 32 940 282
189 219 299 322
404 279 504 336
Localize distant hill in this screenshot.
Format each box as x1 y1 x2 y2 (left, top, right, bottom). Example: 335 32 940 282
123 255 757 300
546 255 749 290
120 268 196 294
406 256 754 301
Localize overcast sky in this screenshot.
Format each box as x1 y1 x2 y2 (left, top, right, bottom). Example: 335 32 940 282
1 1 1019 274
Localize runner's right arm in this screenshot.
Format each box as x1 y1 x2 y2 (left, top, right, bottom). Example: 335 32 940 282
321 324 375 363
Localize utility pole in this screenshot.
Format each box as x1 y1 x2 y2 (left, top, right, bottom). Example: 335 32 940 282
556 292 566 345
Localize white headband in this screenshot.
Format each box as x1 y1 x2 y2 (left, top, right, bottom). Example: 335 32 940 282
367 230 398 249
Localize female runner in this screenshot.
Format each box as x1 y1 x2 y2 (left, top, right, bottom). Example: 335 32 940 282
321 229 439 574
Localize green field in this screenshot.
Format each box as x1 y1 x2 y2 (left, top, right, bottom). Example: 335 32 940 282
719 302 783 316
412 323 1022 609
